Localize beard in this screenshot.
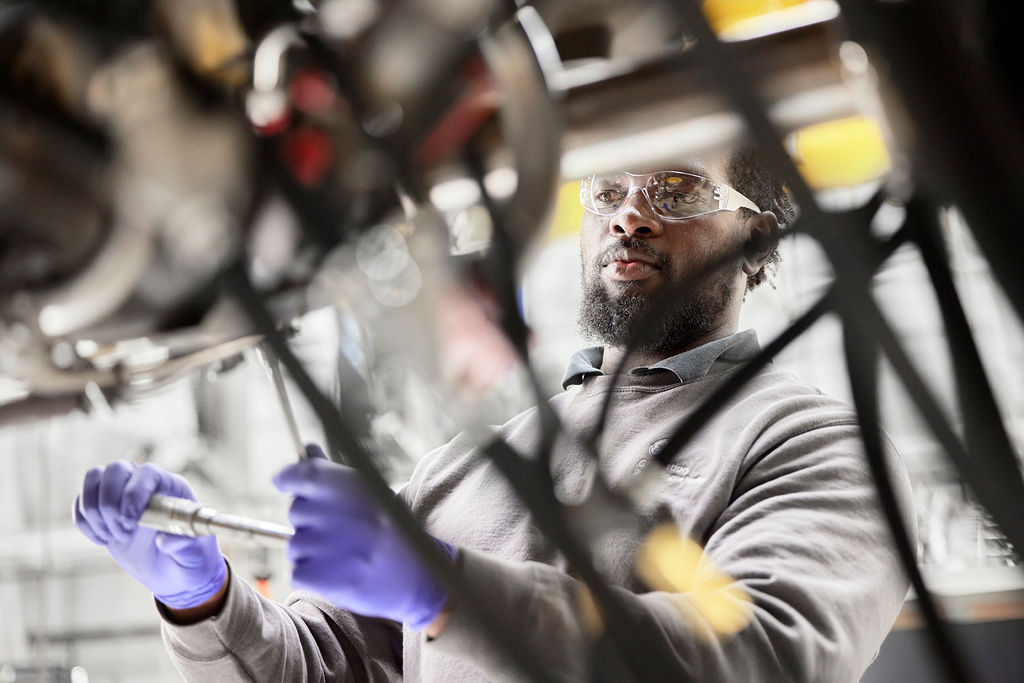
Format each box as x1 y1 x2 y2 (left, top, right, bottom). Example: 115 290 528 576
577 240 734 354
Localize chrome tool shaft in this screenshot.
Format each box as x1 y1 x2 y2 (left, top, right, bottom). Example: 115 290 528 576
140 494 294 547
255 343 307 461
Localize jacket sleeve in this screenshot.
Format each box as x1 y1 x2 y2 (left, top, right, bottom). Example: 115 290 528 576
159 564 402 682
424 421 914 683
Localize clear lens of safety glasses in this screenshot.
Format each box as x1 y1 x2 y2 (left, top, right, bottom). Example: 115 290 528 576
579 171 760 220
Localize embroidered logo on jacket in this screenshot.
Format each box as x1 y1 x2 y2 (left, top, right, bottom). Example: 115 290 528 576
633 446 702 481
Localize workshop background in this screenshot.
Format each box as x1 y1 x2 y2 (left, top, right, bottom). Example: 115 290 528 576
3 0 1024 681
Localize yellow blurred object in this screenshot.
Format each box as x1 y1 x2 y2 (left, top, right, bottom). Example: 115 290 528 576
704 0 840 42
636 524 752 638
191 12 248 81
575 584 605 640
789 116 892 189
703 0 809 33
546 181 586 240
155 0 249 85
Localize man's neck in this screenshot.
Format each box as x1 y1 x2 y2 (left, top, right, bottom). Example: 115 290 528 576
600 323 738 372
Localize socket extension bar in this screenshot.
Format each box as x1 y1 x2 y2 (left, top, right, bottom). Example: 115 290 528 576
140 494 294 547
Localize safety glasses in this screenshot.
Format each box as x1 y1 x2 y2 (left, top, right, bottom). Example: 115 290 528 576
579 171 760 220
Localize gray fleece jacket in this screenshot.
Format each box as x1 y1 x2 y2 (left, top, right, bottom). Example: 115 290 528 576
161 330 913 682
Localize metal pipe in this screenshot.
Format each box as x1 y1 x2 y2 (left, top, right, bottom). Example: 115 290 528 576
139 494 294 547
421 12 863 226
33 217 154 338
558 16 858 178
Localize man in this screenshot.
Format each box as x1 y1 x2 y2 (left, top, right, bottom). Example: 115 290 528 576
74 150 913 682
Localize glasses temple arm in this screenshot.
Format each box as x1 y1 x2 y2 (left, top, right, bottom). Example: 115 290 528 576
723 186 761 213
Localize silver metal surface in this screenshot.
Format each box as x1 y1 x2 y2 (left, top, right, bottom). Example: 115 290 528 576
139 494 294 547
558 16 858 178
255 343 307 461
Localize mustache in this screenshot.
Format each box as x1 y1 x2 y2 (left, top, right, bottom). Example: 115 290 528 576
595 239 670 268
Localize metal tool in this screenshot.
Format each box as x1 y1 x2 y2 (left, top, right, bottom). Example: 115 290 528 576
140 494 294 547
255 342 308 461
137 342 308 547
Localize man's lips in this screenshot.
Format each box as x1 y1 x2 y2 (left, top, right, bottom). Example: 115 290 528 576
601 248 661 282
604 259 658 281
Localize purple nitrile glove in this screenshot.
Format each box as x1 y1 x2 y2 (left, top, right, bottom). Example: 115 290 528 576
274 445 457 630
73 461 227 609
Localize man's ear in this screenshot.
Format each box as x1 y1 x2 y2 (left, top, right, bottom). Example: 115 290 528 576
741 210 779 275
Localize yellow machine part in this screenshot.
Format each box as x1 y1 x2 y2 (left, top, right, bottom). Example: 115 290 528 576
790 115 892 189
703 0 812 34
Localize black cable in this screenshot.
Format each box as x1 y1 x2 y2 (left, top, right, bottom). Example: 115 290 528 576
251 14 602 676
584 230 784 457
906 199 1024 557
481 435 690 682
834 0 1024 328
458 7 976 680
667 2 978 680
649 218 907 470
462 147 561 476
461 124 679 681
841 317 970 683
654 290 829 468
222 260 558 683
237 47 566 674
871 299 996 514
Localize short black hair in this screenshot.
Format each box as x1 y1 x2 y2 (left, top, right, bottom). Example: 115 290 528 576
725 149 794 291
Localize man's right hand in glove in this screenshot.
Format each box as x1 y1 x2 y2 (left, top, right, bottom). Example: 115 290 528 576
73 462 228 614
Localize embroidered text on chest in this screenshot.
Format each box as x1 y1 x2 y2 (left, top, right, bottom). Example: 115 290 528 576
632 455 703 480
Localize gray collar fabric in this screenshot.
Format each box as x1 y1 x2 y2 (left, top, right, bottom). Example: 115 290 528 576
561 329 760 389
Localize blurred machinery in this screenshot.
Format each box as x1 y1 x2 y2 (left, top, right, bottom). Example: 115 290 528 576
2 0 1024 681
0 0 888 421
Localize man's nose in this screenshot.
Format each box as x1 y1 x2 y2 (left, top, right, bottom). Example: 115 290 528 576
609 191 664 238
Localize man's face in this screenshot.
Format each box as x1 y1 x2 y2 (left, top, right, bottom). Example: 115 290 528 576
577 158 750 354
